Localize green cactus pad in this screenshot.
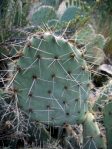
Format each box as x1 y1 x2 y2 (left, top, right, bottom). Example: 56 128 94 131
74 25 105 65
103 102 112 149
13 32 90 126
85 34 105 65
83 112 107 149
75 24 95 44
31 6 57 26
60 6 82 22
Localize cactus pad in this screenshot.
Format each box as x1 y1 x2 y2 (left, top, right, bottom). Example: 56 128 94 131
60 6 82 22
103 101 112 149
31 6 57 26
74 24 105 65
13 32 90 126
83 112 106 149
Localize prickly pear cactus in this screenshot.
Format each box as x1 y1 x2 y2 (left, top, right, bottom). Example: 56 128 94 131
83 112 106 149
31 6 57 26
103 101 112 149
74 24 95 44
12 32 90 126
61 0 89 22
8 32 106 148
85 34 105 65
92 81 112 148
60 6 82 22
74 24 105 65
